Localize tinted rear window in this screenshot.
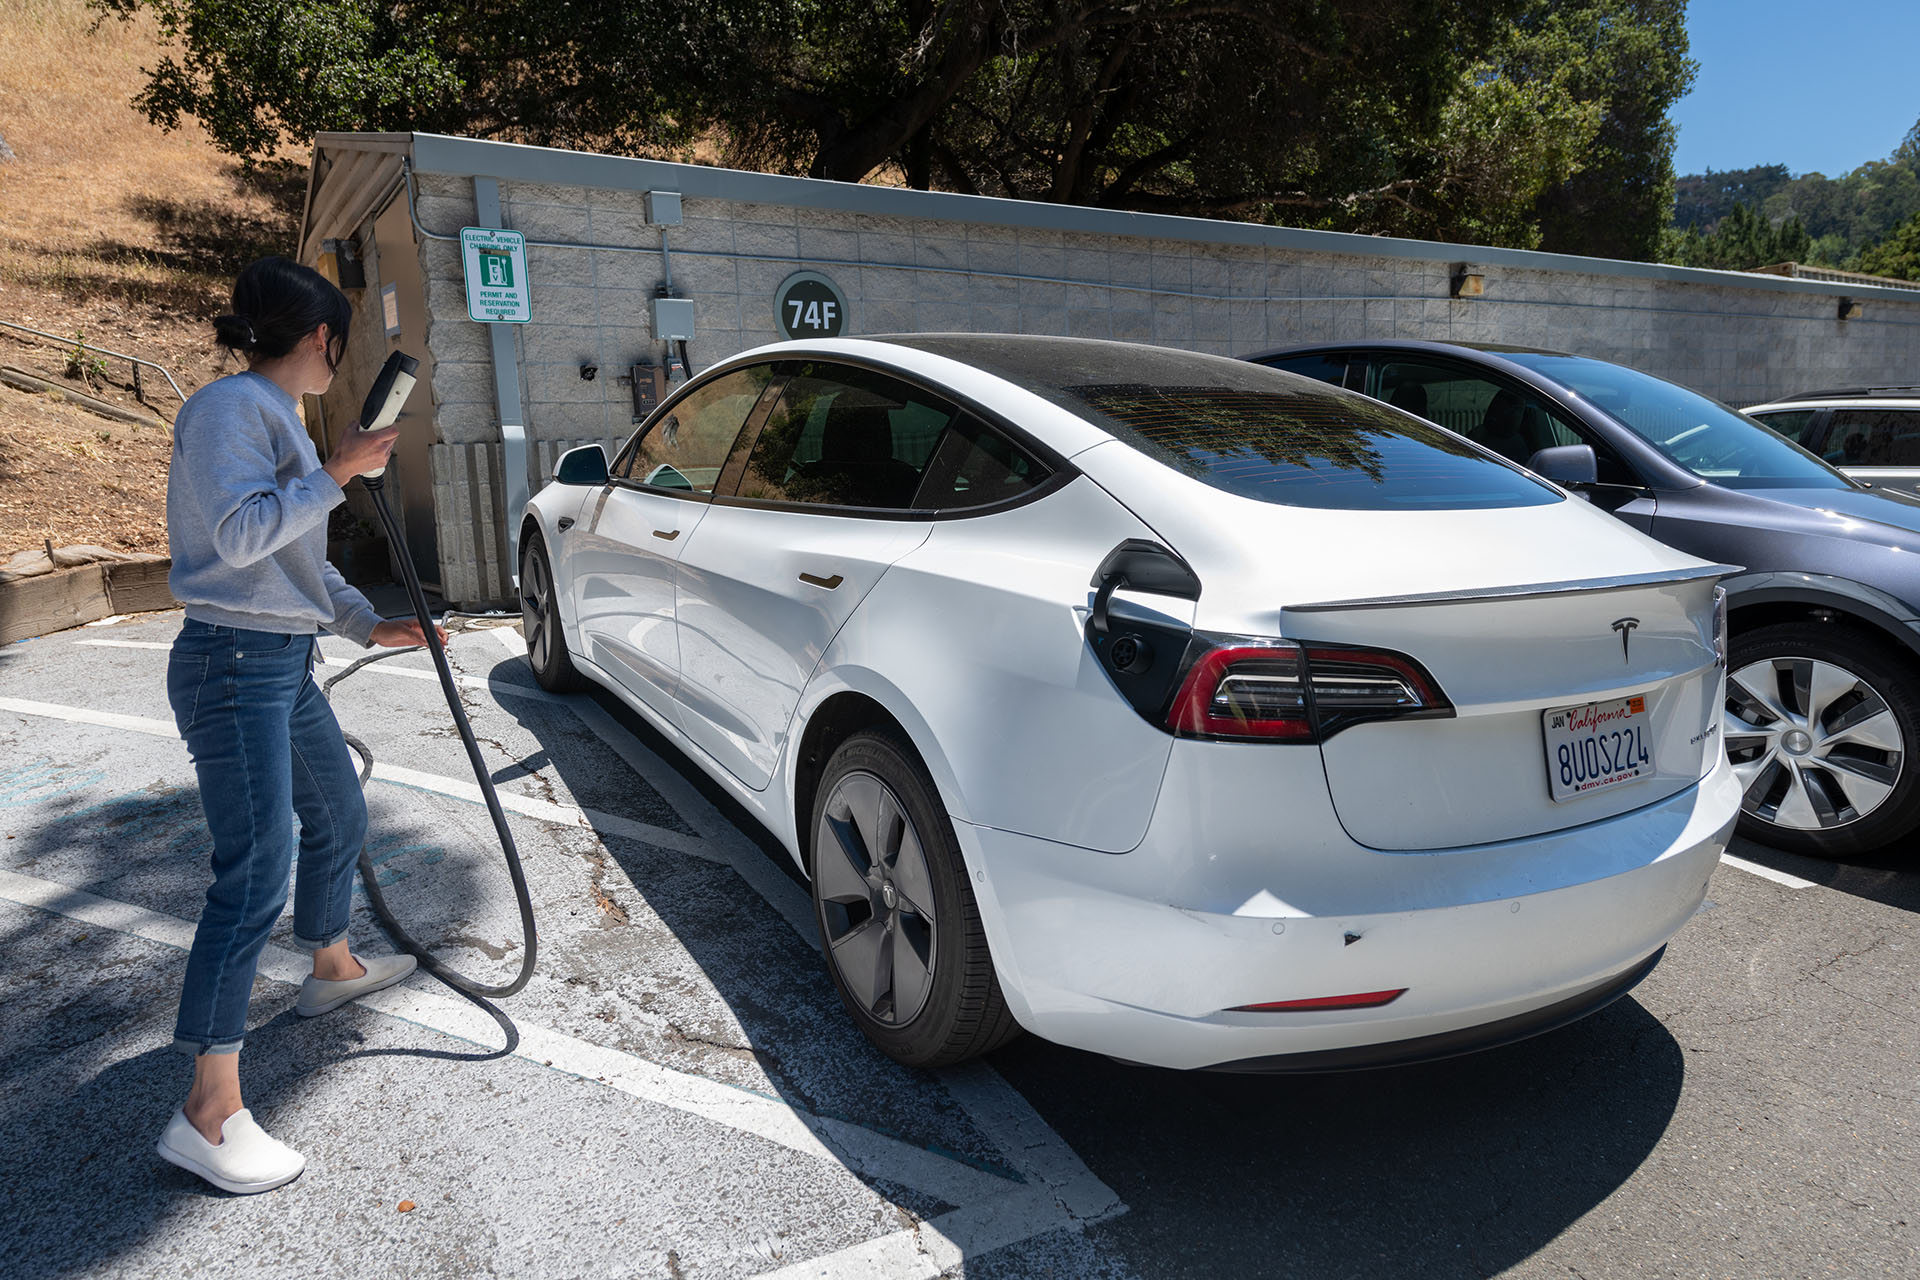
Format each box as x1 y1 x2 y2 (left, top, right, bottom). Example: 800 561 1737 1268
886 335 1556 510
1065 384 1557 509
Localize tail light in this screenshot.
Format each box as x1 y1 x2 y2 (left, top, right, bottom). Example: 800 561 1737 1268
1167 643 1315 739
1165 634 1450 743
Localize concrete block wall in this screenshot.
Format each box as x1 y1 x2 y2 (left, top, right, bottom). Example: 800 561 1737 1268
412 172 1920 441
393 155 1920 605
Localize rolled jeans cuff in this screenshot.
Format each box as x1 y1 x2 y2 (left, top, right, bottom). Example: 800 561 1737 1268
172 1036 244 1058
291 925 351 952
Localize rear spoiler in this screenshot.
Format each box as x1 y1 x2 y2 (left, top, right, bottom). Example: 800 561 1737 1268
1285 563 1743 613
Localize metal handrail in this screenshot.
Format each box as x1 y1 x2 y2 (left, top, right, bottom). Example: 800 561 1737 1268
0 317 189 406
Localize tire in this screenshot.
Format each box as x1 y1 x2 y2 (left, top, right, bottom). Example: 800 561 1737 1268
808 729 1020 1067
1725 621 1920 858
520 531 590 693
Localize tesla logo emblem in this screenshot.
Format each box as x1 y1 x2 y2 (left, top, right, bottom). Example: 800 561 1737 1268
1611 617 1640 662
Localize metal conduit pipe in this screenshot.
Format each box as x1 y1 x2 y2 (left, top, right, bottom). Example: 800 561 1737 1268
397 162 1912 326
0 318 188 405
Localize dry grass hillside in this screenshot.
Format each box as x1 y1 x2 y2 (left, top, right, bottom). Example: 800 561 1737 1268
0 0 305 556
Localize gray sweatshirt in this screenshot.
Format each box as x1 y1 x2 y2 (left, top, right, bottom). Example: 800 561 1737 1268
166 371 382 646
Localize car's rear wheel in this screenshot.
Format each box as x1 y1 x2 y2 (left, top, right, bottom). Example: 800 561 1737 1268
520 531 589 693
1725 621 1920 857
809 730 1019 1067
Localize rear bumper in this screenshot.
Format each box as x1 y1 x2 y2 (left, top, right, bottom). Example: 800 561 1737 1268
1207 947 1664 1073
955 749 1740 1071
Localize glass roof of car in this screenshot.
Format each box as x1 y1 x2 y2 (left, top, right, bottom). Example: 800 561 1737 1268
884 335 1558 511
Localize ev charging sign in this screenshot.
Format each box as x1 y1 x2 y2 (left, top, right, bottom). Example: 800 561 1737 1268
774 270 849 340
460 227 531 323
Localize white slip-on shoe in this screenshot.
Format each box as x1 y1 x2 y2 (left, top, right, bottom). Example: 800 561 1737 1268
156 1108 305 1194
295 952 418 1017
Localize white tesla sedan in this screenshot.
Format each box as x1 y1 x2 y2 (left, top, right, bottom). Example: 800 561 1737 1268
519 335 1741 1072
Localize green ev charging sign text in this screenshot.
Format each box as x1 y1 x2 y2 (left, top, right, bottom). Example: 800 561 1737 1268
774 270 849 340
460 227 531 323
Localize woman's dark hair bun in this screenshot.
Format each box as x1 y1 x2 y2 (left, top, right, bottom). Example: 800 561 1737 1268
212 314 257 351
215 256 353 371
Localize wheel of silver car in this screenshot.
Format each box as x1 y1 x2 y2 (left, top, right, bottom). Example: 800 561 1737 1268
1725 621 1920 858
810 729 1019 1066
519 531 589 692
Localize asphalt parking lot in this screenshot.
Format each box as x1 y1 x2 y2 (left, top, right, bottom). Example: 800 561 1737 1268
2 608 1915 1279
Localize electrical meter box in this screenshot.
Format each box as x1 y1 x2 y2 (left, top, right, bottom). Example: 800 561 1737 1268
651 297 696 341
644 191 683 226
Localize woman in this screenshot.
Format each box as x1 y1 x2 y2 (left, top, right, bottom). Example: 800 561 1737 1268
157 256 443 1194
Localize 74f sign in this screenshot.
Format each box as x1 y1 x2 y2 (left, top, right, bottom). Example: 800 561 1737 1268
774 270 849 340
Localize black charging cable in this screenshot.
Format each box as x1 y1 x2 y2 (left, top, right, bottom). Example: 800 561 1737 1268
327 473 540 1003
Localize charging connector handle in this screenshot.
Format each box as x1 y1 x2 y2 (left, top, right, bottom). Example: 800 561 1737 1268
356 351 419 478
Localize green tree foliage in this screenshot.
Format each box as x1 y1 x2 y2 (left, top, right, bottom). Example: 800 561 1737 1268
1662 203 1810 271
1854 209 1920 280
90 0 782 162
735 0 1546 237
93 0 1689 254
1672 164 1794 231
1522 0 1695 261
1669 120 1920 265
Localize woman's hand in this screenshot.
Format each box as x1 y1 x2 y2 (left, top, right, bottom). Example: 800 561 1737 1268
370 618 450 649
323 420 400 488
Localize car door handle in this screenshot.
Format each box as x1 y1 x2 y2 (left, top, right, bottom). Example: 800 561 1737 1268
652 528 680 541
798 572 844 590
556 517 574 531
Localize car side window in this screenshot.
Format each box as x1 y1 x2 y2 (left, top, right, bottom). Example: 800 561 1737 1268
1367 358 1635 484
619 365 774 493
734 363 960 509
1262 353 1353 390
1825 408 1920 467
916 415 1052 510
1748 408 1817 445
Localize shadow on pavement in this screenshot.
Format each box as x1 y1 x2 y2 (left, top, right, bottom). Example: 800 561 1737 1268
1724 833 1920 914
988 996 1686 1279
498 653 1688 1276
484 664 1019 1183
0 758 530 1278
0 635 1690 1278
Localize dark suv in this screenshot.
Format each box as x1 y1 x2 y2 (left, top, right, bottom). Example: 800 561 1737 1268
1251 340 1920 860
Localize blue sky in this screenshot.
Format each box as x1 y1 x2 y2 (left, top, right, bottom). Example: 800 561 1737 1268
1672 0 1920 177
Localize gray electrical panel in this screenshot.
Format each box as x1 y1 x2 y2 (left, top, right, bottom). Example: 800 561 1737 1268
651 296 695 341
644 191 683 226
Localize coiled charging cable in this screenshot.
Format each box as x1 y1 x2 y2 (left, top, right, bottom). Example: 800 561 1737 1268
323 475 539 1008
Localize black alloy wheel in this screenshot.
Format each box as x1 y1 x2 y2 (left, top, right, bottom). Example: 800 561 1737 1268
810 730 1020 1067
520 532 589 693
1725 621 1920 858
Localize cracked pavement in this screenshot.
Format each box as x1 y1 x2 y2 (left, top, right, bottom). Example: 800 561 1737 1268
2 605 1916 1278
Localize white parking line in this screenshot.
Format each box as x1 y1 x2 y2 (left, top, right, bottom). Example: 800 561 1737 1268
7 651 1126 1268
1717 852 1818 890
0 695 710 859
0 867 1019 1211
76 638 568 705
752 1186 1087 1280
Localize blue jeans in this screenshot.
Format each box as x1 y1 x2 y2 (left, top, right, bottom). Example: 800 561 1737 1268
167 620 367 1056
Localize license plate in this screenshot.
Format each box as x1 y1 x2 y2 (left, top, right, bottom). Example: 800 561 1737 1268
1543 695 1654 801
